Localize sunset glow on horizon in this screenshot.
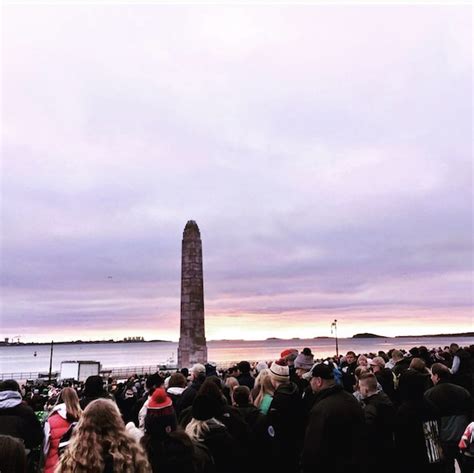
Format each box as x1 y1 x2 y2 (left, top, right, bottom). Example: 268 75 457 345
1 5 472 343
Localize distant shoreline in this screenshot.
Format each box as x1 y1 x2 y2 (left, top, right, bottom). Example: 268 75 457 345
1 332 473 347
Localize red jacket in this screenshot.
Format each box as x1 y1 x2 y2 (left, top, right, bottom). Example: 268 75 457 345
44 407 71 473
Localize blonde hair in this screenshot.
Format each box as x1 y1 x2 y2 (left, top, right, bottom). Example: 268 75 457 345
224 377 239 404
185 418 224 443
253 369 274 409
56 399 150 473
56 387 82 422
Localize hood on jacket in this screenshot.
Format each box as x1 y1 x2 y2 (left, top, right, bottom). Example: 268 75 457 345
50 402 68 420
0 390 22 409
167 387 186 396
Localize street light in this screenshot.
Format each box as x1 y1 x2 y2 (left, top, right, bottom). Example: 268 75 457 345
331 319 339 358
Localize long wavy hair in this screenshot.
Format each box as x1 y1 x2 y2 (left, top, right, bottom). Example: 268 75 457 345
253 368 274 408
56 399 150 473
53 387 82 422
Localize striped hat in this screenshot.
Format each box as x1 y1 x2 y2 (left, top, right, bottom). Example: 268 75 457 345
269 359 290 383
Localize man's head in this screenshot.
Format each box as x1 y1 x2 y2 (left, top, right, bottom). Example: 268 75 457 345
449 343 459 354
430 363 451 385
368 357 385 373
309 363 335 393
345 351 357 365
233 385 251 407
391 350 404 362
237 361 251 375
358 372 378 398
190 363 206 380
146 373 164 392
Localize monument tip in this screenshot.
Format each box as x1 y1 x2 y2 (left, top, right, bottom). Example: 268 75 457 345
183 220 201 239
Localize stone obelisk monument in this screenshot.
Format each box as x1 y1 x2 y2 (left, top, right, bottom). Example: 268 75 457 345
177 220 208 368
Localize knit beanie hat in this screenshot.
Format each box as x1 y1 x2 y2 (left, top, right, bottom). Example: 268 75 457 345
280 349 298 363
269 359 290 383
255 361 269 373
294 349 314 370
145 388 177 438
192 394 217 421
148 388 172 409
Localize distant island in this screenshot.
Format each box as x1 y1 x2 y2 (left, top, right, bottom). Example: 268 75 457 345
395 332 474 338
352 333 385 338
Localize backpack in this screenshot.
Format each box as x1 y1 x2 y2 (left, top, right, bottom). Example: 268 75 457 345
58 422 77 457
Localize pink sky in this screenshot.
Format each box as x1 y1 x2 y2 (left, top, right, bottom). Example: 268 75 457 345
1 5 472 342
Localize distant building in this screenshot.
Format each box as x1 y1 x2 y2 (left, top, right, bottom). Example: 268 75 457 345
123 336 144 342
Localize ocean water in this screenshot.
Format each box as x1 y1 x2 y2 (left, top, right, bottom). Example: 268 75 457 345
1 336 473 377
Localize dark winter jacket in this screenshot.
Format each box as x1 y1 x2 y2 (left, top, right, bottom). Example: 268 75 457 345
263 382 305 473
392 357 411 378
424 380 473 444
341 361 358 393
375 368 396 403
237 373 255 390
395 398 443 473
362 391 396 473
0 390 43 450
302 384 367 473
179 376 206 413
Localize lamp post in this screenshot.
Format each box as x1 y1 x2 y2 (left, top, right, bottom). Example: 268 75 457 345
48 340 54 383
331 319 339 358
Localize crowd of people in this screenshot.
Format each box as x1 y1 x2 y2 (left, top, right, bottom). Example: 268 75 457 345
0 342 473 473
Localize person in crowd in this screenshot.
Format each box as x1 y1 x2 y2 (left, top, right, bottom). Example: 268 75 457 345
141 387 189 472
254 361 268 374
424 363 473 473
419 346 434 368
394 370 443 473
341 350 358 393
449 343 473 394
185 394 238 473
0 380 43 452
179 364 207 412
0 434 27 473
264 359 304 473
368 356 396 403
133 372 164 429
56 398 150 473
232 385 264 429
166 372 187 415
280 348 299 384
294 348 314 393
236 361 255 390
357 354 369 368
458 421 474 473
223 376 239 405
43 387 82 473
252 368 274 415
359 372 396 473
116 385 137 425
27 389 46 412
79 375 113 409
392 349 411 378
301 363 367 473
205 362 218 378
353 366 370 403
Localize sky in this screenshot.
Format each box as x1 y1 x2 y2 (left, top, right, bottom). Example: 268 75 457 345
1 4 472 343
